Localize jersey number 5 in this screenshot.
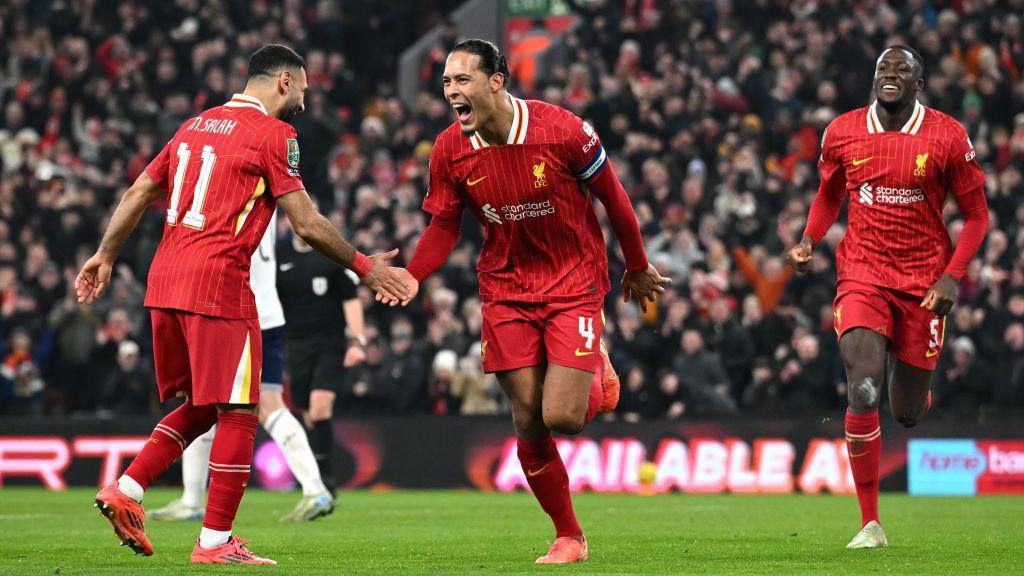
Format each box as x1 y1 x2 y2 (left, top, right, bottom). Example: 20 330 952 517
167 143 216 229
928 318 941 349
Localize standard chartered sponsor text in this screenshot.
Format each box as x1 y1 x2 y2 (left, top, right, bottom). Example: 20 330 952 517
873 185 925 204
501 200 556 220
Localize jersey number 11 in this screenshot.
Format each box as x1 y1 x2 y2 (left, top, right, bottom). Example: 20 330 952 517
167 143 216 230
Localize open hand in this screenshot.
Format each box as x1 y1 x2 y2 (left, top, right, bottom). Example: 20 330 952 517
622 264 672 313
360 249 410 305
374 266 419 307
75 253 113 304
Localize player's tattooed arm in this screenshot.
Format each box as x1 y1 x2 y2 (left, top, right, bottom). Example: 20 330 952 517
278 189 410 303
76 172 164 304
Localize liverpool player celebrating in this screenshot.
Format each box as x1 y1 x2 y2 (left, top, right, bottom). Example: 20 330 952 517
380 39 670 564
75 45 409 564
788 46 988 549
149 213 336 525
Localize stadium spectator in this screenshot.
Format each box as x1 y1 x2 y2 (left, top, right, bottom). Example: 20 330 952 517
1 329 44 416
672 329 738 416
0 0 1022 418
97 339 154 417
936 337 992 415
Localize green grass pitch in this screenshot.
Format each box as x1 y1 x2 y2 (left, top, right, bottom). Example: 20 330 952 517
0 488 1021 575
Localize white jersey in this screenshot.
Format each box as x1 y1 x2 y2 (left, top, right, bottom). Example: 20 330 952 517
250 211 286 330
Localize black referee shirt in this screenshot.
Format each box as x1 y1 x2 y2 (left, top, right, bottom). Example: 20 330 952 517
276 236 359 340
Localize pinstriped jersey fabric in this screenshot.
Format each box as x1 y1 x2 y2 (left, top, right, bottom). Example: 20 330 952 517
424 98 611 303
143 94 305 318
817 101 986 296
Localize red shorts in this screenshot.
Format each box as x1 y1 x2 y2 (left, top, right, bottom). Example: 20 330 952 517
151 308 262 405
480 299 605 374
833 280 946 371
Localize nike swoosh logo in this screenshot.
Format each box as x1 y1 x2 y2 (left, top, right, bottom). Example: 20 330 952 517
925 350 938 358
852 157 873 166
575 349 594 357
280 263 294 271
527 463 551 477
468 176 487 186
849 451 869 458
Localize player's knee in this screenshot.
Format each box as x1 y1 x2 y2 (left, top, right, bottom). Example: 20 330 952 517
258 391 284 419
510 400 541 430
542 408 585 436
839 330 885 371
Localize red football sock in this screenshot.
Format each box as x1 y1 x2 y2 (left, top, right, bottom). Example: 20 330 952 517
518 434 582 539
582 369 602 427
203 412 258 531
845 409 881 527
124 400 218 490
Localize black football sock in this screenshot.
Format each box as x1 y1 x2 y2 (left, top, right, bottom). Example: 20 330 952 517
309 419 335 497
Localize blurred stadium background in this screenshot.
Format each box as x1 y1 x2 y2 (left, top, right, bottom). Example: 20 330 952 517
1 0 1024 514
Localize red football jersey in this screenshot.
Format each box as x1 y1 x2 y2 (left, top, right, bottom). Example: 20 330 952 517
424 96 610 303
812 100 986 296
143 94 305 318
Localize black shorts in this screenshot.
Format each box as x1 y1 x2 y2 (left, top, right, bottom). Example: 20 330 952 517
285 335 346 409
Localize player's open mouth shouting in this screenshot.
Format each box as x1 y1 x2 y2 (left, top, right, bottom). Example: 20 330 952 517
452 102 473 125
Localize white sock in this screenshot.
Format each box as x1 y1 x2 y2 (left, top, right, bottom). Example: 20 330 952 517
181 426 215 508
199 527 231 549
117 474 144 503
264 408 328 496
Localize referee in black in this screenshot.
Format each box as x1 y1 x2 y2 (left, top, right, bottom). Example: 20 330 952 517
277 218 367 499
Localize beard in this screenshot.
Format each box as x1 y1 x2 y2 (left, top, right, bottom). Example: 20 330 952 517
279 101 303 122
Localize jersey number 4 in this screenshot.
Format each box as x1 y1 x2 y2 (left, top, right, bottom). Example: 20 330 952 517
578 316 595 350
167 143 216 229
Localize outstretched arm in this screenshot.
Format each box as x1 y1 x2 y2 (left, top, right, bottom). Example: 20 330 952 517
406 211 462 283
374 212 463 307
76 171 164 304
277 189 411 303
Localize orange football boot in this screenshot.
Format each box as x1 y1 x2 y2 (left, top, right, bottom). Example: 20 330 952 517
536 536 589 564
190 536 277 565
94 483 153 556
597 338 619 413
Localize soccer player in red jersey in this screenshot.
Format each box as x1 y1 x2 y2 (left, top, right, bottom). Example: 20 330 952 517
788 46 988 549
75 45 410 565
378 39 670 564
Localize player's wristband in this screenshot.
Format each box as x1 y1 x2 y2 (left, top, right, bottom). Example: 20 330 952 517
352 251 372 277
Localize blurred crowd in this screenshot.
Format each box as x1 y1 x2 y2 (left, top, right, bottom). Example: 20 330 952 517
1 0 1023 421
